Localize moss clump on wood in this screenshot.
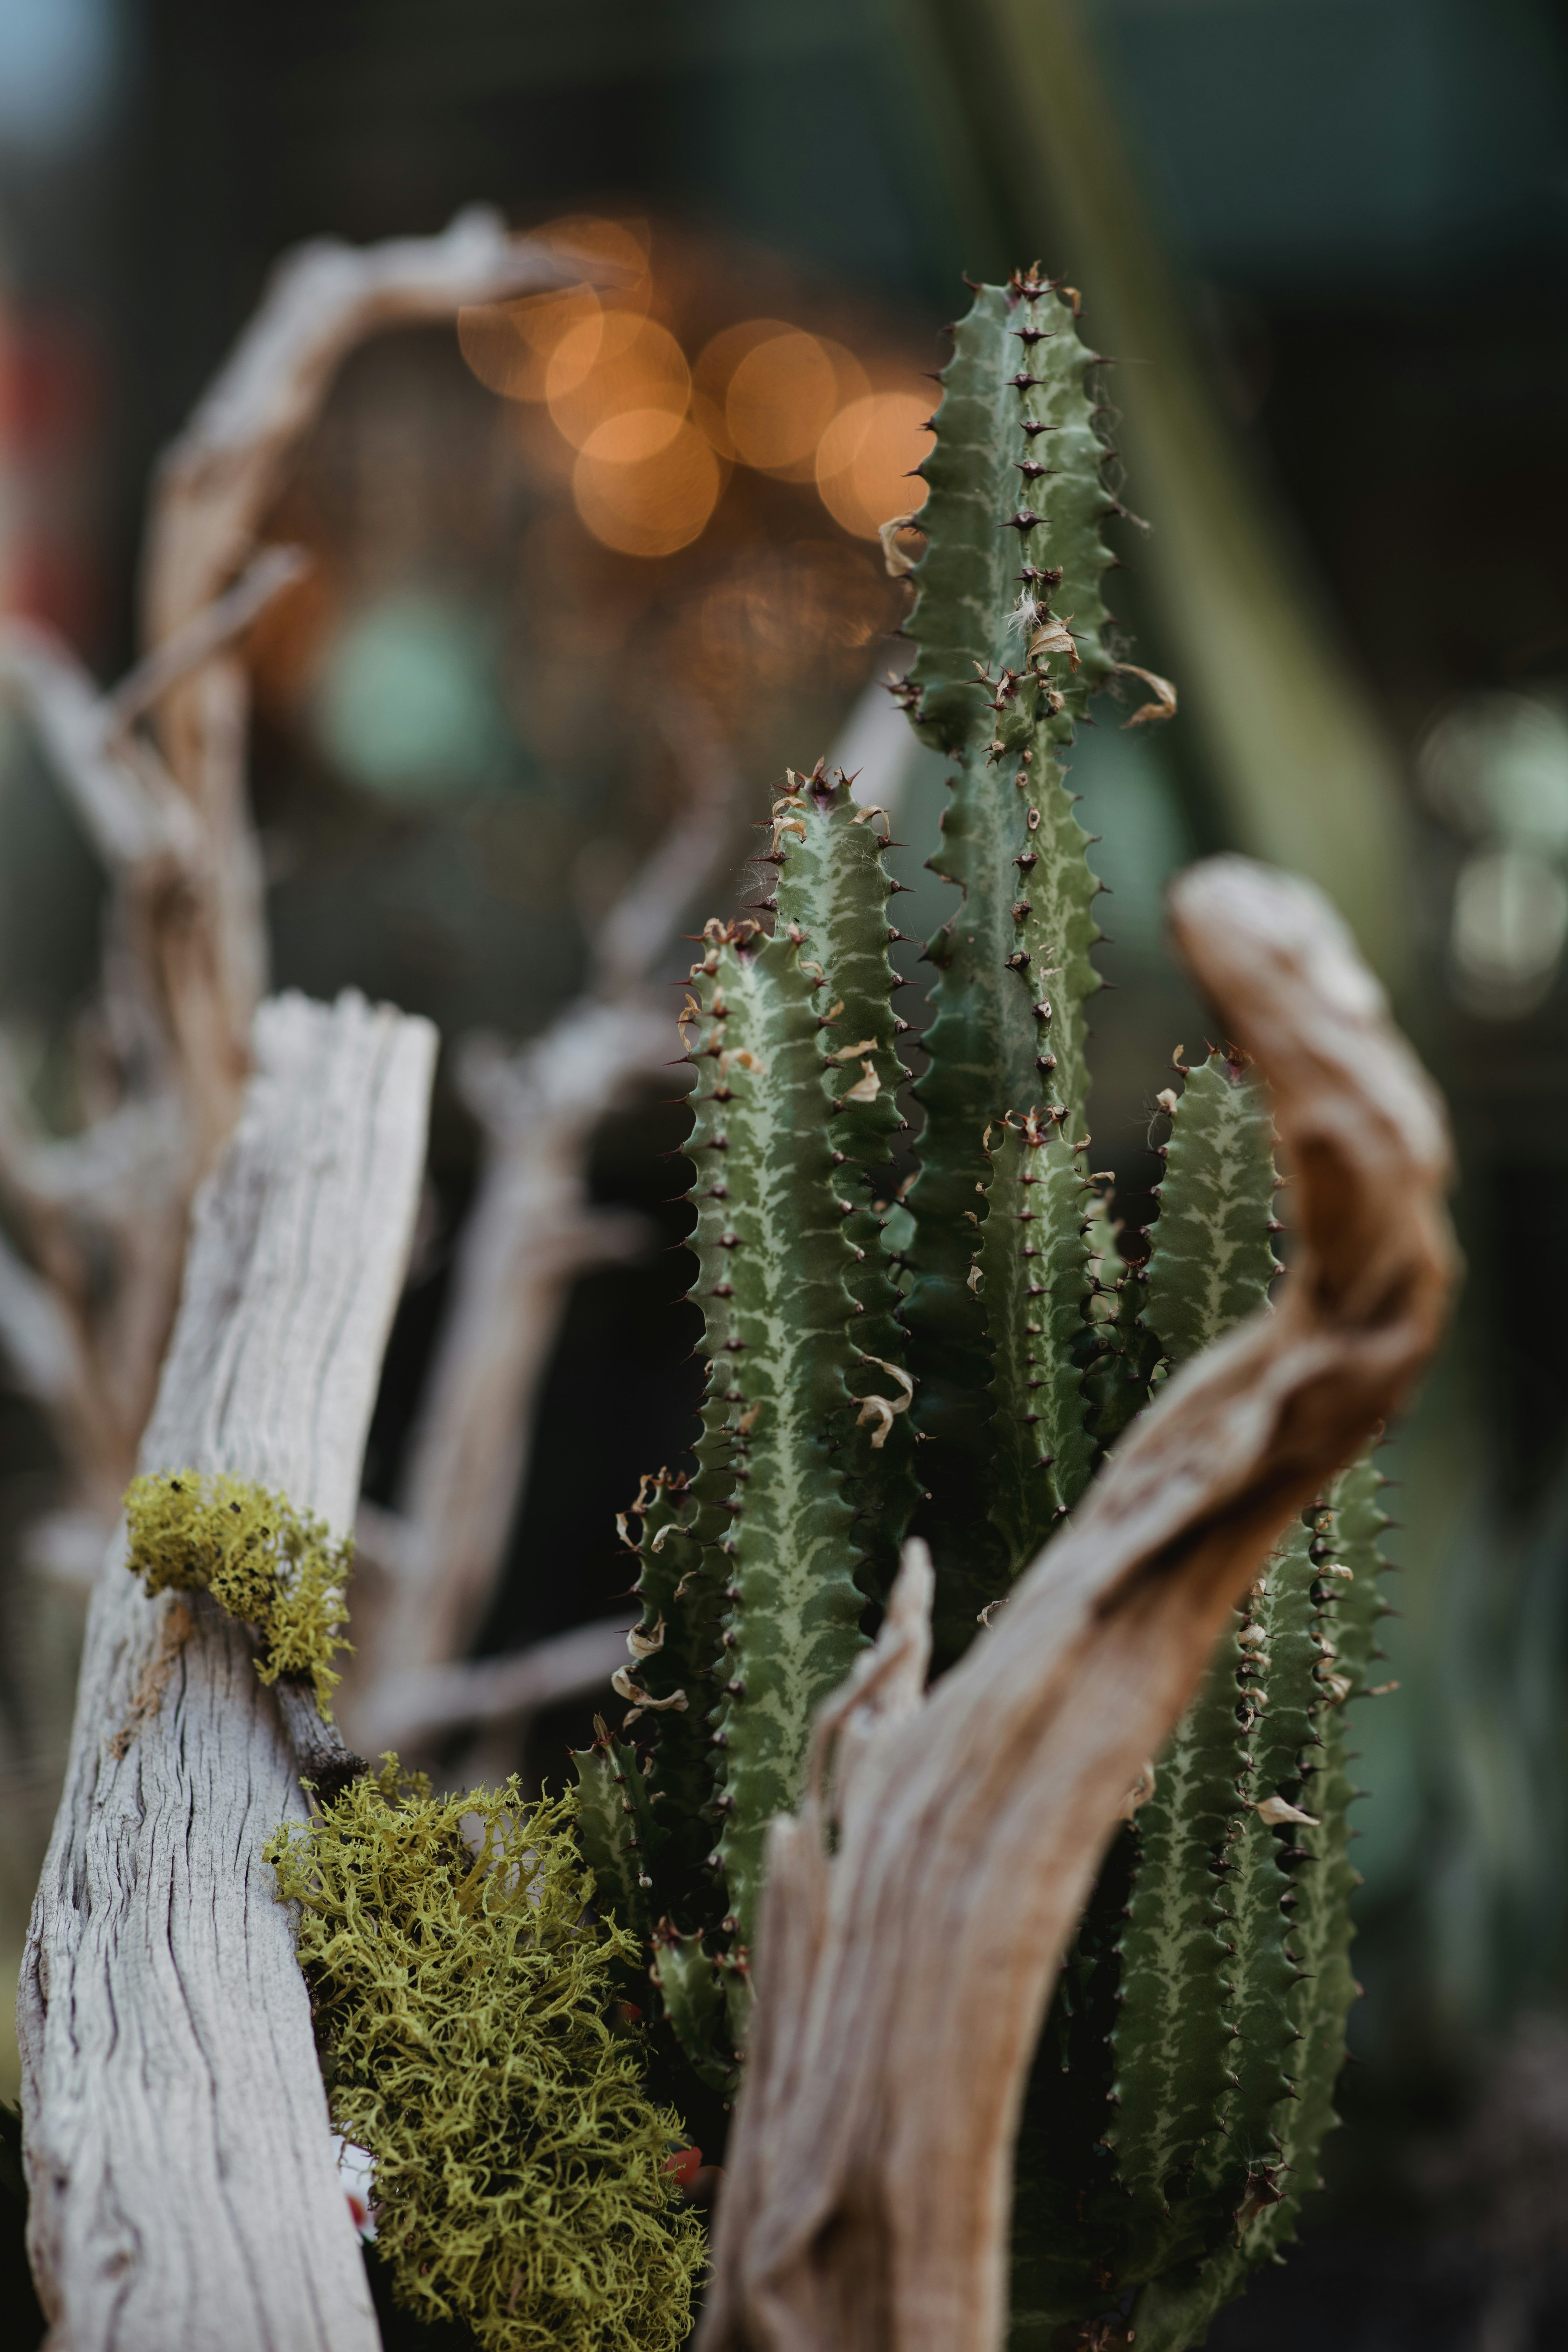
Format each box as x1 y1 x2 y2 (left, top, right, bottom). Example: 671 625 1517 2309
124 1468 352 1716
267 1762 706 2352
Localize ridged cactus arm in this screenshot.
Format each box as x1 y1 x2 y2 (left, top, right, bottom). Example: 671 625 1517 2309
1122 1464 1387 2352
1270 1456 1393 2206
770 763 919 1593
1109 1470 1388 2351
1113 1056 1300 2299
573 1721 660 1949
1013 1035 1304 2344
1143 1048 1283 1366
1102 1630 1258 2272
1082 1043 1282 1464
649 1924 736 2098
1327 1449 1394 1704
976 1111 1095 1576
684 920 866 1953
899 268 1116 1132
896 269 1118 1656
631 1444 746 2091
621 1444 735 1935
900 270 1116 745
1079 1196 1160 1453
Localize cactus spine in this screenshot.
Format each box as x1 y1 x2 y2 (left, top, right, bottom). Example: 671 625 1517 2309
574 271 1388 2350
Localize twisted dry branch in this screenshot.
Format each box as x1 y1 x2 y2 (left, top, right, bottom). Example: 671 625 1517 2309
699 854 1458 2352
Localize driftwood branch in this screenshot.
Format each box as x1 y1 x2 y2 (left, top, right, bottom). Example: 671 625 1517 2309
136 206 568 1111
358 1612 635 1754
138 206 568 939
341 717 740 1742
141 206 568 654
106 542 314 736
0 217 559 1578
700 856 1457 2352
18 988 435 2352
358 999 671 1695
0 625 191 875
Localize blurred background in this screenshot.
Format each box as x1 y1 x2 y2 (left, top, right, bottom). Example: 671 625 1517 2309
3 0 1568 2344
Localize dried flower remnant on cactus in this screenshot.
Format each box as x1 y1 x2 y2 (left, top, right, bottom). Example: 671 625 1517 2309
124 1469 353 1716
267 1766 705 2352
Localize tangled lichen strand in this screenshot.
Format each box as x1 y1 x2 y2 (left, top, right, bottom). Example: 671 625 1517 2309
266 1765 706 2352
122 1469 351 1716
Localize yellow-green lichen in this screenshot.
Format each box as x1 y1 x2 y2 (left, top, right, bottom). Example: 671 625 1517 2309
123 1469 351 1717
266 1762 706 2352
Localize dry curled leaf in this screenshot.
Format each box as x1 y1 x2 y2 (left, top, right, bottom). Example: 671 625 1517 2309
1027 614 1079 670
1255 1793 1318 1828
878 513 927 578
1113 660 1178 728
854 1355 915 1452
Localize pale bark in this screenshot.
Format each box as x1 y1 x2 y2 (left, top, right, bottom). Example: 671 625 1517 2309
362 1002 669 1693
700 856 1457 2352
18 988 436 2352
139 208 568 1043
358 1612 636 1755
0 622 236 1524
0 215 554 1558
340 712 740 1742
141 205 566 654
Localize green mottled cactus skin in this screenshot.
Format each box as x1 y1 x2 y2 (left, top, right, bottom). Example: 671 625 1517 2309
768 763 919 1599
566 274 1389 2352
573 1718 656 1944
976 1109 1096 1570
677 919 868 1952
578 888 894 2083
1145 1050 1282 1364
897 267 1115 1660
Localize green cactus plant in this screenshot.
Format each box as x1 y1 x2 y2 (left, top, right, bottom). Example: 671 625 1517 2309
571 266 1392 2347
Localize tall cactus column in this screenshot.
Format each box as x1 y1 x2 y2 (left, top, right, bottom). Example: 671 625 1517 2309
1009 1049 1398 2349
576 776 915 2084
568 265 1422 2352
895 268 1116 1658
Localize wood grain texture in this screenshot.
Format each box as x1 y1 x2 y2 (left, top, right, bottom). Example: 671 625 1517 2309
699 857 1457 2352
18 989 436 2352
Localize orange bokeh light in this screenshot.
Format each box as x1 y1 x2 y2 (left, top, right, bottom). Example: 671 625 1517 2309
815 390 932 539
458 287 602 404
535 214 651 300
459 216 932 567
572 412 723 558
457 215 654 407
689 318 782 458
693 320 872 475
547 313 690 450
724 332 838 470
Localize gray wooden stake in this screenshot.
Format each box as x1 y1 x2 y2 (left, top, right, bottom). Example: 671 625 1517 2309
18 988 436 2352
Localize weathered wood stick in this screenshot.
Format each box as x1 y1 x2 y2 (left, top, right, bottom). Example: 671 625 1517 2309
142 204 568 652
699 856 1457 2352
357 1611 634 1755
18 988 436 2352
346 708 739 1729
366 1000 668 1689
